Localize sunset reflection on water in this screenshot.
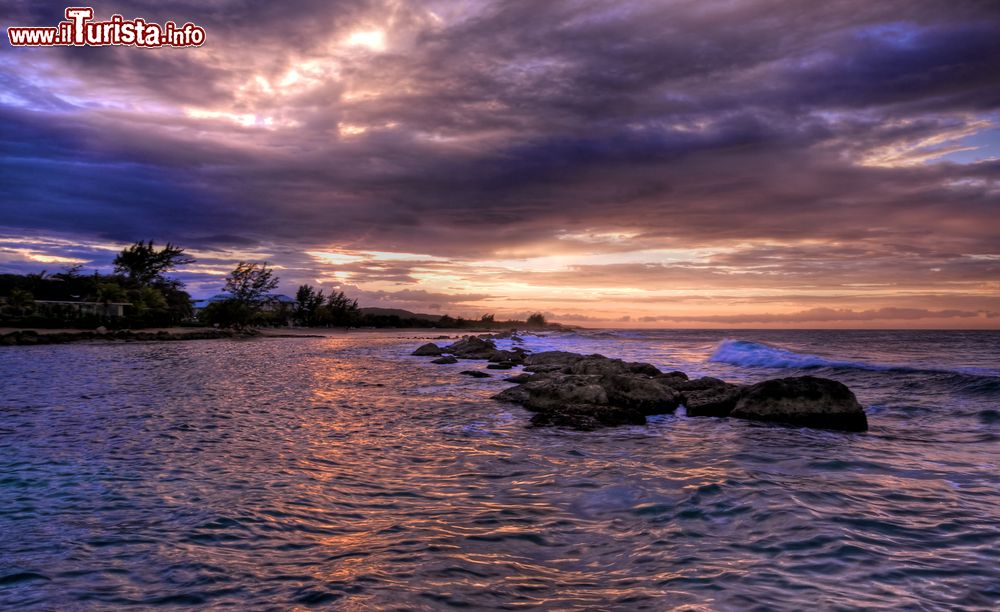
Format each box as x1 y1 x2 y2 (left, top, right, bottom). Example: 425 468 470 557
1 330 998 608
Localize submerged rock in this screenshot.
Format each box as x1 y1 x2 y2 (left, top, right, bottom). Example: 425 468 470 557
503 373 534 384
730 376 868 431
431 355 458 364
412 342 444 356
530 404 645 431
460 370 491 378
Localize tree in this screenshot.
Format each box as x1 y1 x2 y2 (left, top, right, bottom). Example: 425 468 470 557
224 262 279 306
322 290 359 327
94 283 127 305
480 313 495 323
113 240 194 286
208 262 280 329
295 284 325 325
526 312 547 327
53 263 84 280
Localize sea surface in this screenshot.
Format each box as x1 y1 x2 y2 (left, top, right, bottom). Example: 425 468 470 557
1 329 998 609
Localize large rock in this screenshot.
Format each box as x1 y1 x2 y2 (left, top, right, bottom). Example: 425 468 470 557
602 374 681 415
730 376 868 431
519 375 609 411
488 349 524 364
627 361 662 376
412 342 444 356
492 368 680 430
672 377 744 417
445 336 497 359
566 355 629 376
431 355 458 364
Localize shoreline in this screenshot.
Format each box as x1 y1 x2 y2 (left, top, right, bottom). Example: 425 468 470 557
0 326 513 346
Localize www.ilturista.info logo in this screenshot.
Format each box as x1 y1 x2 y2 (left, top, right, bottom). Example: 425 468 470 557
7 7 205 47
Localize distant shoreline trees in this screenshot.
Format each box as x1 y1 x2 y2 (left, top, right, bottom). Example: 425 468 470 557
0 240 195 328
0 242 565 331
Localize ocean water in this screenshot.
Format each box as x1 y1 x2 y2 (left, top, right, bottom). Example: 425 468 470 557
1 329 998 609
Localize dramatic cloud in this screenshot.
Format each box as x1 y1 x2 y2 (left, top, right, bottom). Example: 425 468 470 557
1 0 998 326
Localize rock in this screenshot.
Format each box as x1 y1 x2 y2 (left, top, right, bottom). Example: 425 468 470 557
518 375 609 411
523 363 566 374
673 377 744 417
412 342 444 356
511 335 524 342
522 351 584 367
488 350 524 364
95 326 108 334
460 370 491 378
602 374 681 415
627 362 662 376
503 373 534 384
431 355 458 364
530 404 645 431
566 355 630 376
487 362 515 370
493 385 531 403
730 376 868 431
446 336 497 359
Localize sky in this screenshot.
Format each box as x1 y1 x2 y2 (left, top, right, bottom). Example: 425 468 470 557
1 0 998 328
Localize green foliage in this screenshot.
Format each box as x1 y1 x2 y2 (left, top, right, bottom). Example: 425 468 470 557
94 283 128 304
113 240 194 286
224 262 279 306
0 238 196 329
323 290 360 326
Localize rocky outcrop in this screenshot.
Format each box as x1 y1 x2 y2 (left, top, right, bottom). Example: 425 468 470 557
409 336 868 433
412 342 445 356
730 376 868 431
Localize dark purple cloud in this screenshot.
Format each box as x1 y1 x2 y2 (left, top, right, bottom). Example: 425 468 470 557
1 0 998 324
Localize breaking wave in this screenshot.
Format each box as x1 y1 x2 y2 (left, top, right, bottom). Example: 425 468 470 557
708 340 1000 391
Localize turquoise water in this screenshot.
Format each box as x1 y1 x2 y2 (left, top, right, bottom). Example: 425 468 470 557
1 330 998 608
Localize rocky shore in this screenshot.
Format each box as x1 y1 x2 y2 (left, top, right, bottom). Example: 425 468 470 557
412 333 868 432
0 328 258 346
